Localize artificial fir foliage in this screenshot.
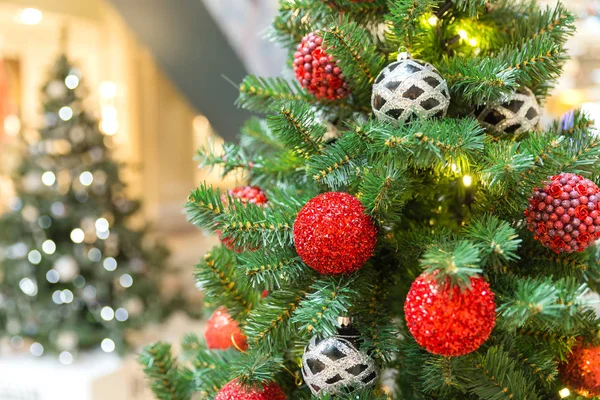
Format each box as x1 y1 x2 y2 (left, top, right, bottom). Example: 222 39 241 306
0 55 181 357
141 1 600 399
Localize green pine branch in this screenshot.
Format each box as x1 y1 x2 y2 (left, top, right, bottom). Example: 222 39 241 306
139 343 192 400
420 240 483 286
463 214 521 271
237 248 312 290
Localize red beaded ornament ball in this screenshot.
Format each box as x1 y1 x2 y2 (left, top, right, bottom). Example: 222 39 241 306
293 32 350 100
293 192 377 275
559 343 600 398
215 380 287 400
404 273 496 356
218 186 268 251
525 173 600 253
204 307 248 351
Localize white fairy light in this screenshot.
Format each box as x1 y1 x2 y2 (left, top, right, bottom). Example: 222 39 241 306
19 278 37 296
97 229 110 240
58 106 73 121
95 218 109 232
30 342 44 356
100 306 115 321
428 16 438 26
119 274 133 288
103 257 117 271
46 269 59 283
70 228 85 243
52 290 63 304
64 75 79 90
101 106 117 120
59 351 73 365
60 289 74 304
28 250 42 265
101 338 115 353
79 171 93 186
115 308 129 322
559 388 571 398
100 119 118 136
42 239 56 254
4 114 21 136
41 171 56 186
458 29 468 39
88 248 102 262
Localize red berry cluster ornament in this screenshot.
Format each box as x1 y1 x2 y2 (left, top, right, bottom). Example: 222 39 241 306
525 173 600 253
404 273 496 356
215 380 287 400
559 343 600 398
294 32 350 100
218 186 268 251
294 192 377 275
204 307 248 351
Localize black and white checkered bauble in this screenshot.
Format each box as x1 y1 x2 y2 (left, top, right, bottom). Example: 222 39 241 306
371 54 450 125
476 87 541 135
301 333 378 395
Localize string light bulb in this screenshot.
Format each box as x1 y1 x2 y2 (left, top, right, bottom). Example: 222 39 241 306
458 29 468 39
559 388 571 398
65 75 79 90
428 15 438 26
463 175 473 187
19 8 42 25
58 106 73 121
468 38 478 47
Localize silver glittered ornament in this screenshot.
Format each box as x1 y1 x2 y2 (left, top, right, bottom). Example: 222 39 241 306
301 317 378 396
372 53 450 125
476 87 540 135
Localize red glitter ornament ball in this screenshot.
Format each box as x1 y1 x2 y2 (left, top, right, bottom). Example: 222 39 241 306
293 32 350 100
218 186 268 251
404 273 496 356
559 343 600 398
204 307 248 351
215 380 287 400
525 173 600 253
293 192 377 275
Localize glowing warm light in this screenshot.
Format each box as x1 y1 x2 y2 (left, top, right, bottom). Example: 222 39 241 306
463 175 473 187
79 171 93 186
70 228 85 244
4 115 21 136
468 38 478 47
58 106 73 121
428 16 438 26
101 338 116 353
458 29 468 39
19 8 42 25
102 106 117 120
100 119 118 135
451 163 459 173
65 75 79 90
99 81 117 98
559 388 571 398
41 171 56 186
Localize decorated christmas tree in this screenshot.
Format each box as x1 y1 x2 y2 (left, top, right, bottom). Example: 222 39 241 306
140 1 600 399
0 55 178 360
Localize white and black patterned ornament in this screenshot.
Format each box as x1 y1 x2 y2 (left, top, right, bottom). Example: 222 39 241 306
476 87 540 135
301 317 378 396
371 53 450 125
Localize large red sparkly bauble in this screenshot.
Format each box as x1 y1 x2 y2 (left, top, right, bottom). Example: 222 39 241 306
215 380 287 400
218 186 268 250
404 274 496 356
559 344 600 398
293 192 377 275
204 307 248 351
293 32 350 100
525 173 600 253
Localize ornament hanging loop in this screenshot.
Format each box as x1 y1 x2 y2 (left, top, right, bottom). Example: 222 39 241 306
397 51 412 61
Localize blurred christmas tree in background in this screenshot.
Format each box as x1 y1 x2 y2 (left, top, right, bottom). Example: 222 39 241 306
139 0 600 399
0 55 182 361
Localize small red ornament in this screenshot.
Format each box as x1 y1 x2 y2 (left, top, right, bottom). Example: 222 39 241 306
204 307 248 351
404 273 496 356
293 32 350 100
218 186 268 251
525 173 600 253
215 380 287 400
559 343 600 398
293 192 377 275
